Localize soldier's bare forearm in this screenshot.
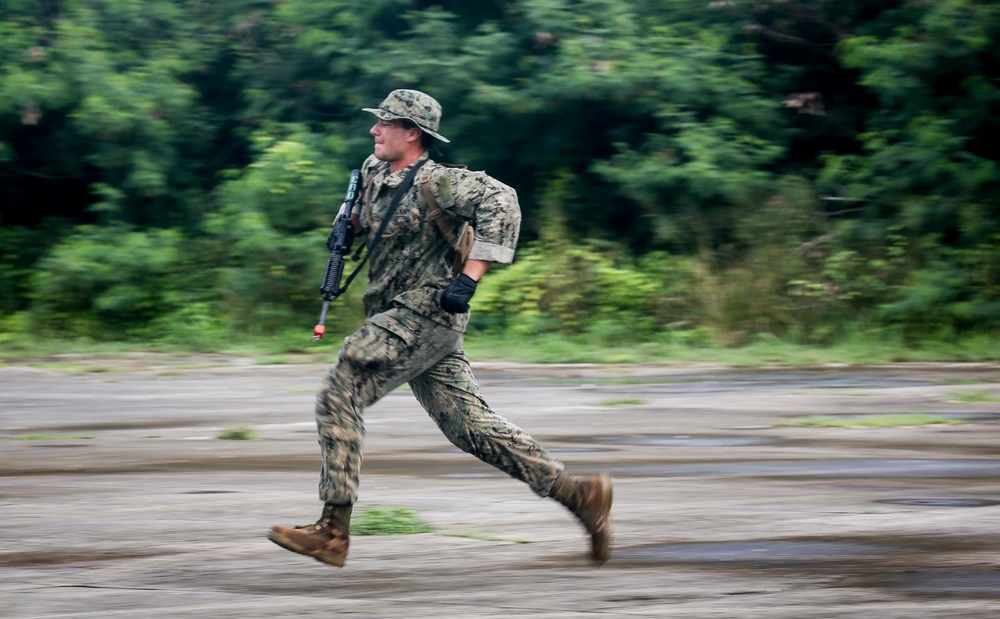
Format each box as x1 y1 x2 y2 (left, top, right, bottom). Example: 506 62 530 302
462 259 490 282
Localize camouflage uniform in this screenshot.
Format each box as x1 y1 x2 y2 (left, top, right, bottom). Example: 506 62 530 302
315 151 564 505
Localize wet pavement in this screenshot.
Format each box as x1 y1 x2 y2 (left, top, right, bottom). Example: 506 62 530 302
1 357 999 618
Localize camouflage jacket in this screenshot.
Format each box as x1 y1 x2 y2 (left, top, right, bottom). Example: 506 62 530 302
358 152 521 332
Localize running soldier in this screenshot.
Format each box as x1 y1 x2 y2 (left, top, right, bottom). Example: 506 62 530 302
268 89 612 567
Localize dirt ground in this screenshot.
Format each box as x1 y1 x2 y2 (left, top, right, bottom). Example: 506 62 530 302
2 355 999 618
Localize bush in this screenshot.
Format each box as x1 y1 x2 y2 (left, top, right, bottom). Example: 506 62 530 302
29 225 185 338
474 241 701 341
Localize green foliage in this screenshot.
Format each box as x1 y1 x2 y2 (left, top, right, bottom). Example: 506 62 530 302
205 125 365 336
148 302 230 351
818 0 1000 334
1 0 230 230
30 225 184 338
867 236 1000 335
0 223 66 314
2 0 999 350
216 128 350 234
474 239 700 342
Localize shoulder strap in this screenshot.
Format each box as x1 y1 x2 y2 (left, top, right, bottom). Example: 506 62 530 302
339 158 429 293
421 170 474 277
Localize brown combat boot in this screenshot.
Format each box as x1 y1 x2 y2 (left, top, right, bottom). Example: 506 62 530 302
550 472 613 562
268 503 352 567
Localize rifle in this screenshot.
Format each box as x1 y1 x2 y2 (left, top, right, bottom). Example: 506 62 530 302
312 169 361 341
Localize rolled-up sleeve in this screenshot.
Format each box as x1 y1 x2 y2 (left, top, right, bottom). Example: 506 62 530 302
438 169 521 265
468 180 520 264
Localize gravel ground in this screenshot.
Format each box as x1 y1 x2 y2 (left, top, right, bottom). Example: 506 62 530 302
2 357 999 618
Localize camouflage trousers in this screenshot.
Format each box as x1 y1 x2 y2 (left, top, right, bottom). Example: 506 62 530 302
315 306 564 505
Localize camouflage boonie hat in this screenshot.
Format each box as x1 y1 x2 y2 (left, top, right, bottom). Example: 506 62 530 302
363 89 450 143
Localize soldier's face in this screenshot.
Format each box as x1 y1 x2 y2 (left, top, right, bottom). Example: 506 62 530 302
370 119 417 162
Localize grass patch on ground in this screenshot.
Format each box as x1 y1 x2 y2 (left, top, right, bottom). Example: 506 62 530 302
461 330 1000 366
253 356 296 365
350 507 525 542
948 389 1000 404
216 426 259 440
2 328 1000 368
351 506 435 536
25 362 115 374
441 531 529 544
781 414 964 428
598 398 647 407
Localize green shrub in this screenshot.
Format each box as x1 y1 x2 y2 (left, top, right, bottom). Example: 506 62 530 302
29 226 184 338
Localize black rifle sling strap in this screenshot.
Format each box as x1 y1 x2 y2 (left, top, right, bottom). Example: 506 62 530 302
338 158 428 294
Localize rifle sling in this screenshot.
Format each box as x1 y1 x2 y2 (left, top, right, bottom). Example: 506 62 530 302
421 172 474 277
338 158 428 294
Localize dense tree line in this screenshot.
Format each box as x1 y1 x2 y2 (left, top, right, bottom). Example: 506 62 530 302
1 0 998 348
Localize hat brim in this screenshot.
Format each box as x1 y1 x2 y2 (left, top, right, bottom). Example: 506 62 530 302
363 107 451 143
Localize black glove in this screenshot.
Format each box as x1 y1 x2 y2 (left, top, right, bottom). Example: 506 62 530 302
440 273 478 314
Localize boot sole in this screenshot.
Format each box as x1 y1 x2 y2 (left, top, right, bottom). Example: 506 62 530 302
268 529 347 568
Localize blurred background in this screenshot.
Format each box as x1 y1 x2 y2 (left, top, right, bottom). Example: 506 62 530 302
1 0 998 362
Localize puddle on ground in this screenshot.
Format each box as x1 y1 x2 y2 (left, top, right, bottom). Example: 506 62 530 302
615 540 893 565
604 459 1000 478
33 420 216 433
876 498 999 507
0 550 174 567
614 541 1000 601
894 570 1000 598
428 445 610 454
587 435 777 447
